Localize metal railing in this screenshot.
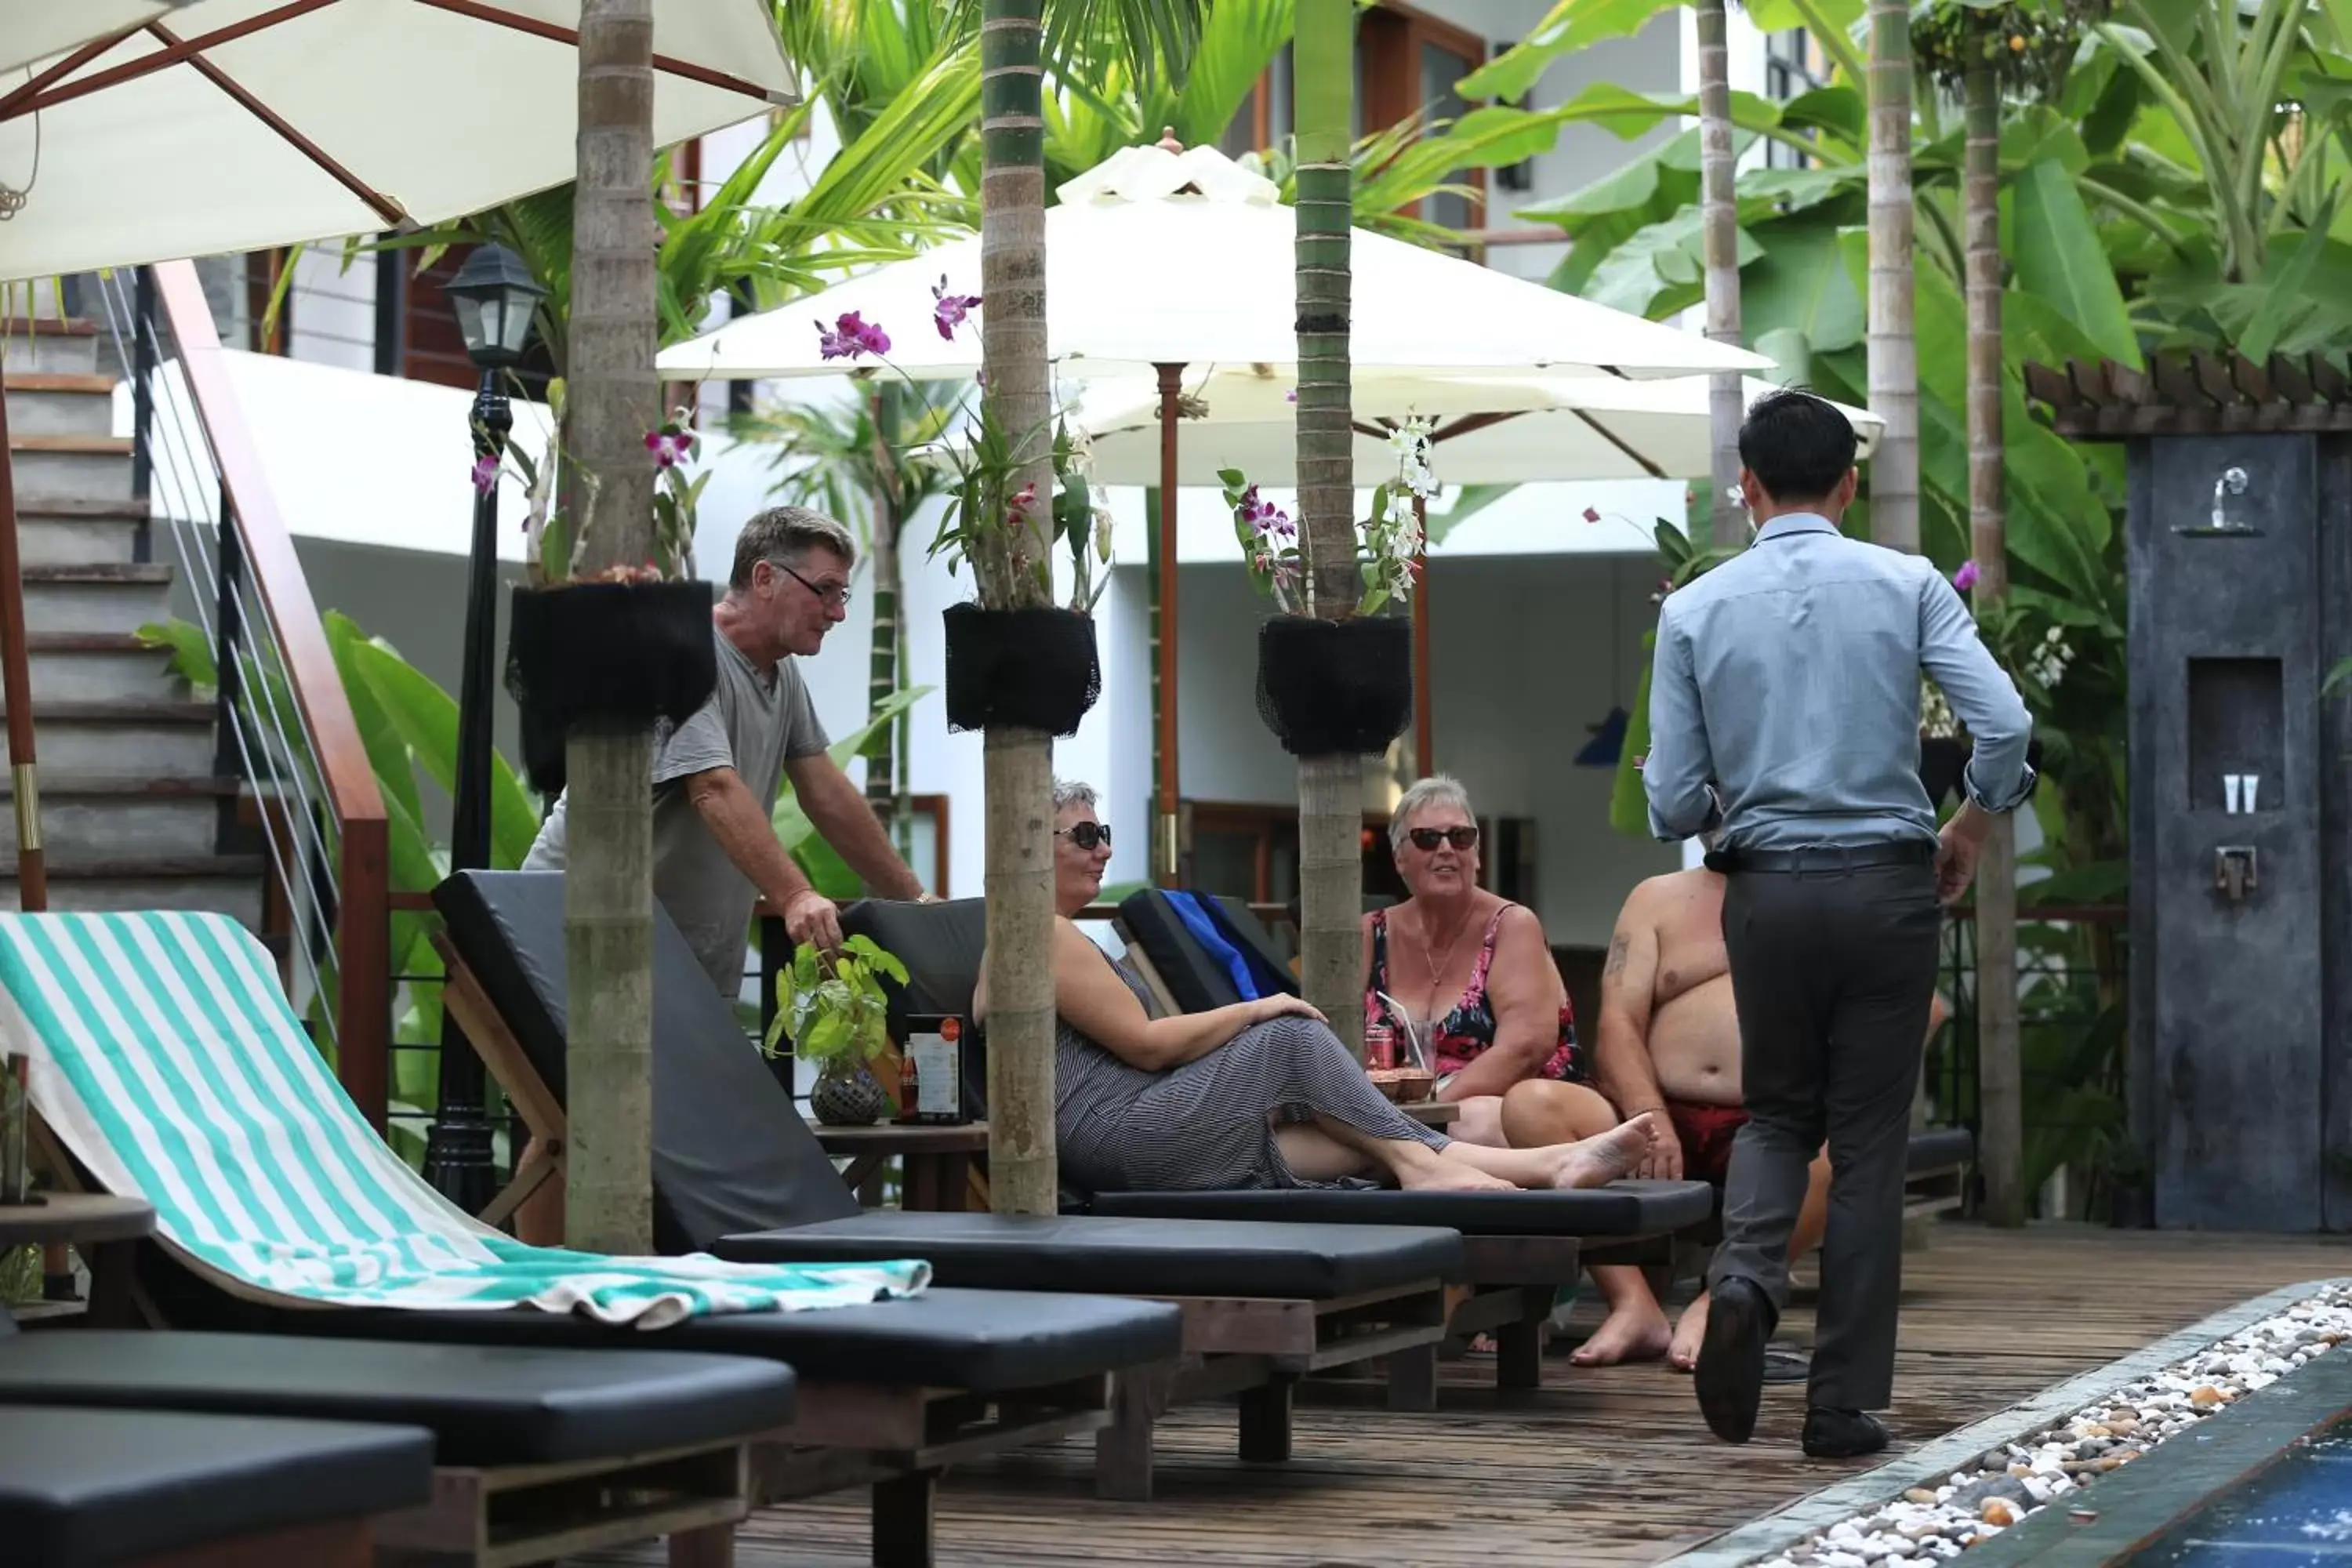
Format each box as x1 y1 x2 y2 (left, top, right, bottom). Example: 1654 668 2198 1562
88 260 391 1129
1934 902 2129 1220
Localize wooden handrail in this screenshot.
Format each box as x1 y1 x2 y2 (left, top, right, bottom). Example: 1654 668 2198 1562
151 260 391 1132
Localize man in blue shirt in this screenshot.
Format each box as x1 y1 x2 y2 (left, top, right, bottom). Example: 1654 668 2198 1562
1643 390 2034 1459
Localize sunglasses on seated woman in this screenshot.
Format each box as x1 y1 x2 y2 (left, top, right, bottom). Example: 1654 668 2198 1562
1057 822 1112 850
1408 825 1479 852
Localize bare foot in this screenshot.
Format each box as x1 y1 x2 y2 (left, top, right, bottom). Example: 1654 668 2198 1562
1551 1112 1661 1190
1668 1294 1708 1372
1570 1301 1674 1367
1401 1157 1515 1192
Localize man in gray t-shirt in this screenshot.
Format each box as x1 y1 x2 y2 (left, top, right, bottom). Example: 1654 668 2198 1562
521 505 927 996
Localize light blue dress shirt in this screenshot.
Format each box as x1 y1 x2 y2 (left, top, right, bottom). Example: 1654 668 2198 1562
1642 514 2036 851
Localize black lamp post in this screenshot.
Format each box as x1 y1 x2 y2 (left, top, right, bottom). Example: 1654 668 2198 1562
422 242 545 1210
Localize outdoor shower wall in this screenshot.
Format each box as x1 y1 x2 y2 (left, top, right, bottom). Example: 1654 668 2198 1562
2126 430 2352 1233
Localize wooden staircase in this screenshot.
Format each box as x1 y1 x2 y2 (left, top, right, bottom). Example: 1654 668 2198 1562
2 314 264 926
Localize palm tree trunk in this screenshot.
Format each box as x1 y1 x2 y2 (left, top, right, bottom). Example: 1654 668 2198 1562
1963 38 2024 1227
862 387 904 842
1696 0 1744 549
1293 0 1364 1056
563 0 658 1255
978 0 1058 1215
1866 0 1919 553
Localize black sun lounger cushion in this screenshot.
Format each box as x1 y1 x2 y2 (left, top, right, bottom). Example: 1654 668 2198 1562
715 1212 1463 1300
0 1332 797 1469
1084 1178 1717 1238
1909 1127 1975 1174
434 869 865 1245
1116 888 1300 1011
437 875 1463 1302
142 1254 1182 1396
0 1403 433 1567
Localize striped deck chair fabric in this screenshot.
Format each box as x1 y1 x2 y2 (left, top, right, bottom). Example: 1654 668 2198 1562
0 911 929 1329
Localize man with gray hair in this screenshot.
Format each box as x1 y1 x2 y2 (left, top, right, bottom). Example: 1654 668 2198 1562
522 505 930 996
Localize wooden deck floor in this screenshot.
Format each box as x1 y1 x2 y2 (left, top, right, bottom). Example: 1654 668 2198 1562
583 1225 2347 1567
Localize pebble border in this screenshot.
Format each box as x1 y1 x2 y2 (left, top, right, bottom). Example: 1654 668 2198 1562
1663 1274 2352 1568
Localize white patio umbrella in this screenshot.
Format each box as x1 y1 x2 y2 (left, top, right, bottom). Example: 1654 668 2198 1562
0 0 793 282
0 2 191 74
1069 368 1884 486
656 140 1770 383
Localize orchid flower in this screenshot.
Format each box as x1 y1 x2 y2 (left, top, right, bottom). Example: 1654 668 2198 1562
930 276 982 341
815 310 891 361
470 453 499 496
1952 559 1981 593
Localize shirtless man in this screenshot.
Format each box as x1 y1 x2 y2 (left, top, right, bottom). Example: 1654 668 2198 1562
1499 866 1945 1368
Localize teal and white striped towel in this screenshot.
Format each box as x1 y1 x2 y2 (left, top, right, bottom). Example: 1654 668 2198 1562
0 910 930 1329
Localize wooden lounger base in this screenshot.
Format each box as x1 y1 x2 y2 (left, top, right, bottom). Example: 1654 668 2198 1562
1098 1279 1450 1502
139 1517 378 1568
747 1374 1116 1568
376 1439 750 1568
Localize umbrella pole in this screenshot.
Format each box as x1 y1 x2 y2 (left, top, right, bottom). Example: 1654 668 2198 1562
1153 361 1182 887
1410 495 1432 779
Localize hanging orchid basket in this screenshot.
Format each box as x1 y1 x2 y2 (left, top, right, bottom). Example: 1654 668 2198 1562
504 574 717 794
1257 613 1414 758
941 603 1101 738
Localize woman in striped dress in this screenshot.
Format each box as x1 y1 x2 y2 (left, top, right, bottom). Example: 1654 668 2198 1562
974 780 1661 1197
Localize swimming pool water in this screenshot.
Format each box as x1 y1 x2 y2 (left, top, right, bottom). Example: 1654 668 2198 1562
2130 1416 2352 1566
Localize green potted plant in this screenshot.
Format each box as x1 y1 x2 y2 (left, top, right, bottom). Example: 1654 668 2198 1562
763 935 911 1126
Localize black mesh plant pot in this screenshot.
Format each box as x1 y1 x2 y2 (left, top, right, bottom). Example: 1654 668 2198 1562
1257 613 1414 757
941 603 1101 737
504 579 718 794
517 701 569 801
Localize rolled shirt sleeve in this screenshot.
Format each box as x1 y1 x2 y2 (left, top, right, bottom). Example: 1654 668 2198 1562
1917 569 2037 813
1643 603 1724 842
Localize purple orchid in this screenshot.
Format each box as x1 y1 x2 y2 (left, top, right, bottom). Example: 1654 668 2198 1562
1582 506 1602 524
930 276 982 341
1238 484 1294 539
1953 559 1981 593
470 453 499 496
815 310 891 361
644 427 695 469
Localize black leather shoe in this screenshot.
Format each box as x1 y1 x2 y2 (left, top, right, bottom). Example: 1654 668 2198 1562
1802 1406 1890 1459
1694 1277 1774 1444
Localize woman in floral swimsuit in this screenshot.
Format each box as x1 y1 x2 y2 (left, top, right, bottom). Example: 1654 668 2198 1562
1361 775 1617 1150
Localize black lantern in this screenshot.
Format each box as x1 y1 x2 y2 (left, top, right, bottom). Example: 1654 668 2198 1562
423 242 543 1212
443 242 544 368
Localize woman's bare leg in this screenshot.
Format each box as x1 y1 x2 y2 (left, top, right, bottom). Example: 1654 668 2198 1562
1436 1111 1662 1189
1272 1122 1383 1182
1445 1094 1508 1147
1502 1080 1672 1365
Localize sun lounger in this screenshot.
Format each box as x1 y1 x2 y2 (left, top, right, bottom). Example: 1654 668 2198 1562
433 869 1467 1501
0 1403 433 1567
0 908 1182 1565
0 1330 797 1566
840 894 1715 1390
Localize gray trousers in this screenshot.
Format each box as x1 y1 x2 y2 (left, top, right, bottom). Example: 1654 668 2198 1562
1707 856 1943 1411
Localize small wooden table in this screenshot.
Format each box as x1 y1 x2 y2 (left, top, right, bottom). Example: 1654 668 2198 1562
0 1193 155 1328
811 1122 989 1213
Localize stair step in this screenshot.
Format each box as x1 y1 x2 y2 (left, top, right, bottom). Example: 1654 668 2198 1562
2 855 265 926
24 563 171 585
5 375 120 438
23 562 172 636
0 326 102 376
5 373 116 394
27 633 183 702
17 498 149 568
10 433 132 456
8 430 132 501
0 702 217 777
0 318 99 338
3 793 223 859
0 773 238 798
